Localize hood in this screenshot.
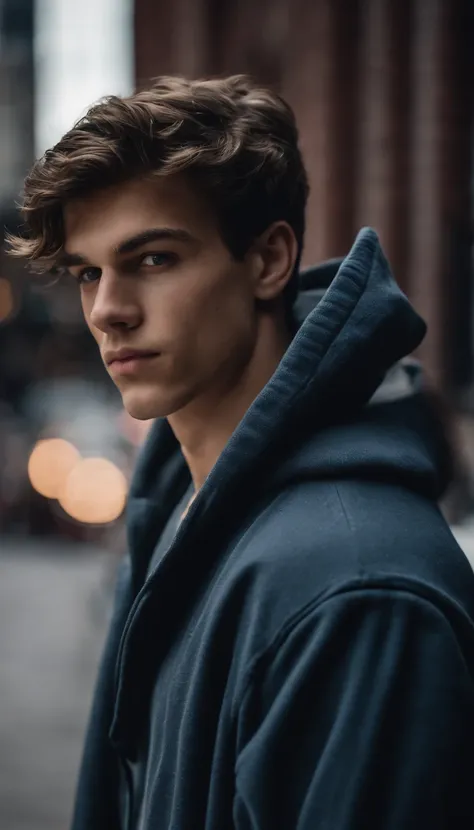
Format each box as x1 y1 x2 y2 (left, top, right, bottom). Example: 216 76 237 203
279 251 452 499
126 229 450 577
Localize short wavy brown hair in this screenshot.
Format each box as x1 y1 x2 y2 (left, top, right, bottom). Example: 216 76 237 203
8 74 309 307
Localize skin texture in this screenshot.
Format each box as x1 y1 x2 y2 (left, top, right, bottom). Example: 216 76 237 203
62 174 297 491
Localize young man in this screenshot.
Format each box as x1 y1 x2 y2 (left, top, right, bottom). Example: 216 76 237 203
9 76 474 829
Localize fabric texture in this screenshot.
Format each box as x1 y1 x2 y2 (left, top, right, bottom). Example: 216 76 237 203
71 228 474 830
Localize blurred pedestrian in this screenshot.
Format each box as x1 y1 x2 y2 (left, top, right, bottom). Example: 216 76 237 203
9 75 474 830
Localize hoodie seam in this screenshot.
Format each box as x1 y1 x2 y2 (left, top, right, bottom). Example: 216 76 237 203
333 482 355 535
333 483 366 579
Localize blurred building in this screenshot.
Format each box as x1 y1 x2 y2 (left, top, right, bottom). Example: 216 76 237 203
0 0 37 413
135 0 474 397
0 0 134 538
0 0 34 214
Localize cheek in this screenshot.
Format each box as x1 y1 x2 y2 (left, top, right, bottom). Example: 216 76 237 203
181 270 256 362
152 263 250 336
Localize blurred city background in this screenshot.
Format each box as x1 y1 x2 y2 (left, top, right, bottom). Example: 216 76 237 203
0 0 474 828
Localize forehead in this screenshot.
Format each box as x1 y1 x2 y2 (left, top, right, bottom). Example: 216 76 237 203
63 175 216 257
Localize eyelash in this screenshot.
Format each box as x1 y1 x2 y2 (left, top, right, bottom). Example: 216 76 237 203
75 252 177 285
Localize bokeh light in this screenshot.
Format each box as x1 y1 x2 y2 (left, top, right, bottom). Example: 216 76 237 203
28 438 81 499
0 278 14 323
58 457 128 524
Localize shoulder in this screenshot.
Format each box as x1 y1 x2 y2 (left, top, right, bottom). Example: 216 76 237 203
234 478 472 594
224 478 474 674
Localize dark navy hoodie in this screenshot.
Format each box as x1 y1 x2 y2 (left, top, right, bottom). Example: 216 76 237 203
71 228 474 830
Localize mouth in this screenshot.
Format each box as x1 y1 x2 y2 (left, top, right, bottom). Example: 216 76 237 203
107 352 159 376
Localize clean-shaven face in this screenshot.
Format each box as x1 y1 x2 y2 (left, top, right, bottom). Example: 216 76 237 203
62 175 260 420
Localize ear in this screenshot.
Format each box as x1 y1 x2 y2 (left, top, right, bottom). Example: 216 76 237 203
249 221 299 301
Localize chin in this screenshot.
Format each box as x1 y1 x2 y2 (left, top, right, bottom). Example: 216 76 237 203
120 384 193 421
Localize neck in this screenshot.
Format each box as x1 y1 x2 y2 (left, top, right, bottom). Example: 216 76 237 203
167 314 292 493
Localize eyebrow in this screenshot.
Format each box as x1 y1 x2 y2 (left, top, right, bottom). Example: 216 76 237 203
57 227 196 267
114 227 196 255
56 251 88 268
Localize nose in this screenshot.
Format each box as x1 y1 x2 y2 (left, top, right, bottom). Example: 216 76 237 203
88 270 142 334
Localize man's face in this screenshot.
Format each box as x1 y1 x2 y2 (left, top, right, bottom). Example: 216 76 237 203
62 176 261 420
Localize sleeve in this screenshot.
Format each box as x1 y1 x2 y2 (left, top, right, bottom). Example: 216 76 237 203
233 587 474 830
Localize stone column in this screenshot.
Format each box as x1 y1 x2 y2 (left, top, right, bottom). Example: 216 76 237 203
134 0 211 83
408 0 465 387
355 0 412 291
209 0 288 86
283 0 360 266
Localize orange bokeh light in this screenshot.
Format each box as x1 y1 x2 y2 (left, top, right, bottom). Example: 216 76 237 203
28 438 81 499
58 457 128 524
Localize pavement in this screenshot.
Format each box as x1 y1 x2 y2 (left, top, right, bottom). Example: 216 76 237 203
0 528 473 830
451 523 474 569
0 540 112 830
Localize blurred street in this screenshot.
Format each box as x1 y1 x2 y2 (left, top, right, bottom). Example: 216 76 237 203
0 541 111 830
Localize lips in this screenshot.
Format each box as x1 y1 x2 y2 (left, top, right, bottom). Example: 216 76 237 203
106 351 160 376
105 350 159 366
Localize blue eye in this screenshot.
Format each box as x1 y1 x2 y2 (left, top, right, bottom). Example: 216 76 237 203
77 267 101 285
141 253 175 267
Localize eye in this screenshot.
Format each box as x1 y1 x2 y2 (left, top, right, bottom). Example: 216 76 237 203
141 252 176 267
77 266 101 285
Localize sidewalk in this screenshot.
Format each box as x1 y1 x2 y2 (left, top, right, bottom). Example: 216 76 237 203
0 541 110 830
452 523 474 570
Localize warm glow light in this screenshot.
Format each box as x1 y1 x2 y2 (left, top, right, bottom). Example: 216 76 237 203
28 438 81 499
58 457 128 524
0 278 14 322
